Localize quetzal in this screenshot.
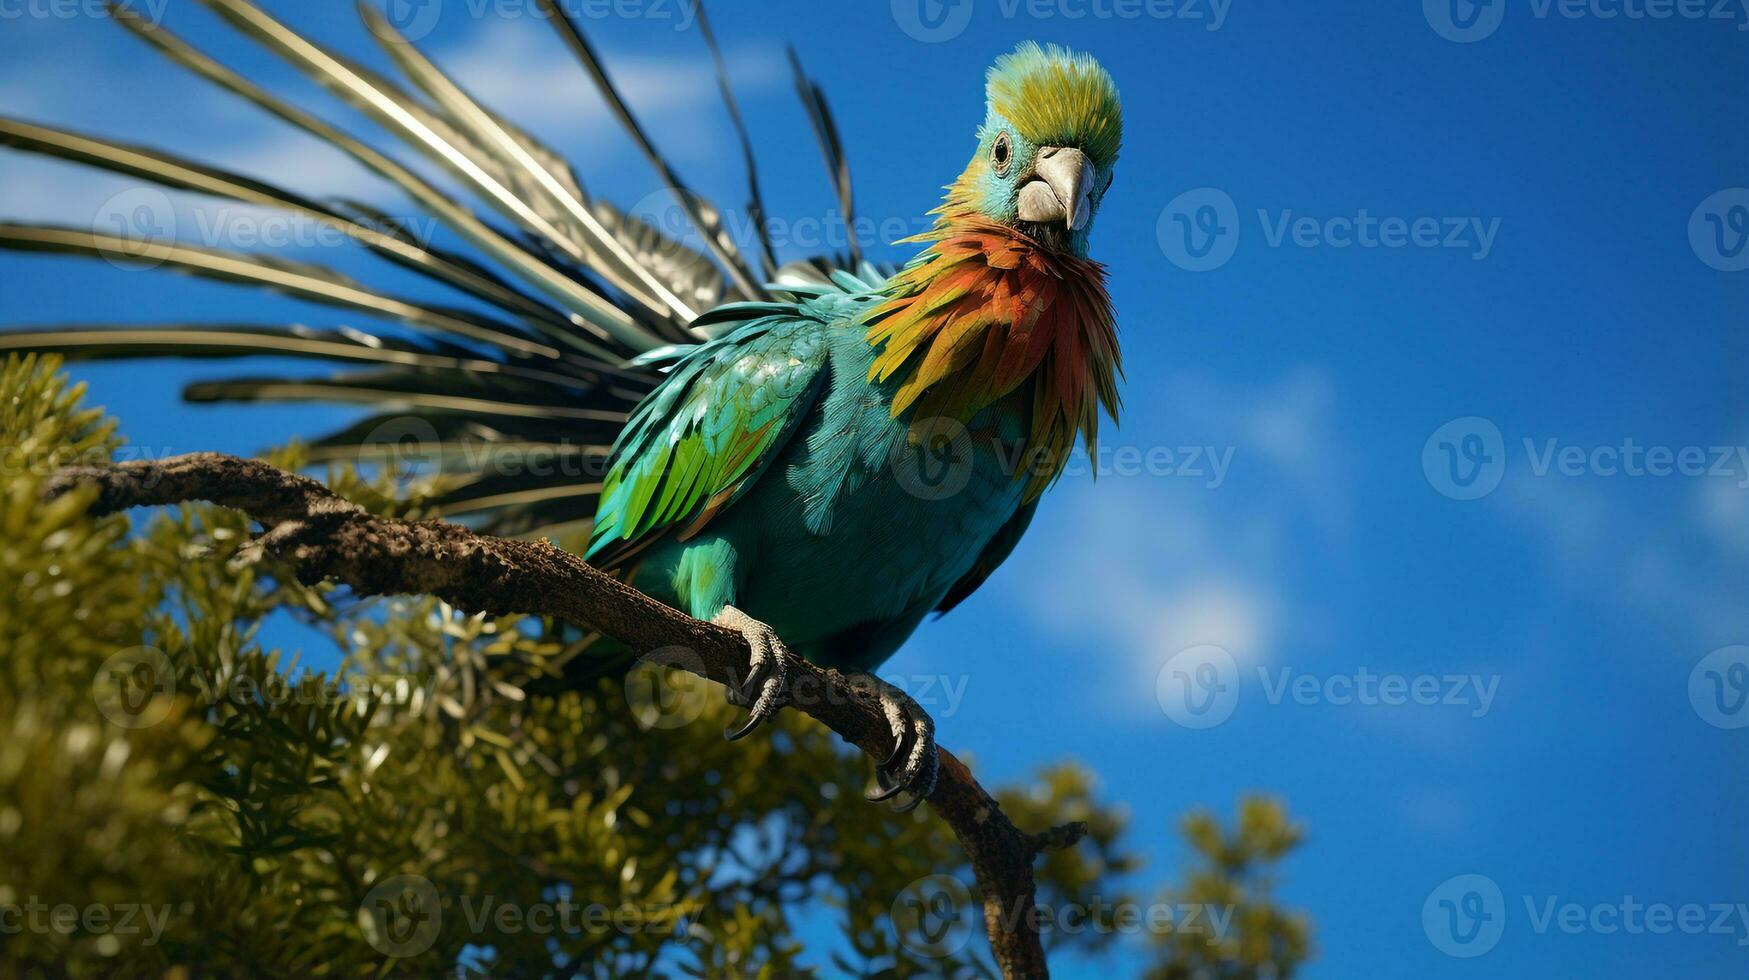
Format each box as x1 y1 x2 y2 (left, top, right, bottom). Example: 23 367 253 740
0 1 1123 805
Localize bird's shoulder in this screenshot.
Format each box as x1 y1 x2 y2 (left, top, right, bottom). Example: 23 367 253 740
585 273 885 562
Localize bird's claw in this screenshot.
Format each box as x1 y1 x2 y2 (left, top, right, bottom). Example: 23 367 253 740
861 676 938 812
714 605 795 741
709 610 937 810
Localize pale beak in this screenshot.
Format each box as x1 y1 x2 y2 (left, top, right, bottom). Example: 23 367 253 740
1016 146 1095 232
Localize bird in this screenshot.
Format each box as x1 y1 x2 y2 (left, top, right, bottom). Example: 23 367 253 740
0 0 1123 808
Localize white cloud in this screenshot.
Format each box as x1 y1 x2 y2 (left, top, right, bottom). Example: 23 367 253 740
1015 368 1349 717
1 16 782 232
1144 582 1277 666
1495 468 1612 568
1394 786 1473 841
0 160 188 229
218 130 394 203
1242 370 1331 471
1154 366 1350 531
1698 477 1749 555
1498 465 1749 649
434 19 782 165
1026 483 1281 666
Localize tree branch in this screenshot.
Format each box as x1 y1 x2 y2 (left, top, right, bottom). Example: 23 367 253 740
45 452 1082 979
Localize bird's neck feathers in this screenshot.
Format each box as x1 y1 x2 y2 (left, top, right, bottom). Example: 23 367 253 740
860 175 1122 499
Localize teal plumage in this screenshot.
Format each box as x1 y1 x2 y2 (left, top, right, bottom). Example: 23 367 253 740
0 4 1122 799
581 43 1125 679
586 270 1036 672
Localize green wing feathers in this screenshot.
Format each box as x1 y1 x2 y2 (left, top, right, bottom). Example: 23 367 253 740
0 0 871 543
585 307 831 566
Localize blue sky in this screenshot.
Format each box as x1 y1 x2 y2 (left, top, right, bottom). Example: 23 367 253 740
2 1 1746 976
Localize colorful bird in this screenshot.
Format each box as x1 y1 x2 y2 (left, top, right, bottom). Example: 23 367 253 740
0 2 1122 806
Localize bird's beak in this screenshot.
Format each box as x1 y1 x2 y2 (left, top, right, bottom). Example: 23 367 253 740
1016 146 1095 232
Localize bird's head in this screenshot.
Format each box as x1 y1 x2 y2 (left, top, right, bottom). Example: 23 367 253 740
952 42 1122 256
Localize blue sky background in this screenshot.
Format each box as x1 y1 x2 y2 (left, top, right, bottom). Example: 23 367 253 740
2 1 1746 976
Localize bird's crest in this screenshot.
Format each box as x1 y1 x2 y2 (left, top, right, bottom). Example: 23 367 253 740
861 43 1124 499
985 42 1123 170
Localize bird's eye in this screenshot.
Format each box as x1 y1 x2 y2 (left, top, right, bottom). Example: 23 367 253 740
991 133 1012 176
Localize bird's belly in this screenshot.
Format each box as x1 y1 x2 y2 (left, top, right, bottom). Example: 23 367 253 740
731 420 1028 653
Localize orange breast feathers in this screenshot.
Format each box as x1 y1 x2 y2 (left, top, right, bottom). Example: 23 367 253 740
861 216 1122 497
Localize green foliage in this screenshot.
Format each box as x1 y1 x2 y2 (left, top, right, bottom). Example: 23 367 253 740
1145 796 1315 980
0 356 1313 978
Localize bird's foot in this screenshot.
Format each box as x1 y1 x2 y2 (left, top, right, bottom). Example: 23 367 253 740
713 605 797 741
858 675 939 813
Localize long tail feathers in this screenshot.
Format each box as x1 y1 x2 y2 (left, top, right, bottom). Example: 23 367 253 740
529 0 764 299
695 0 778 281
788 45 861 268
0 0 864 542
